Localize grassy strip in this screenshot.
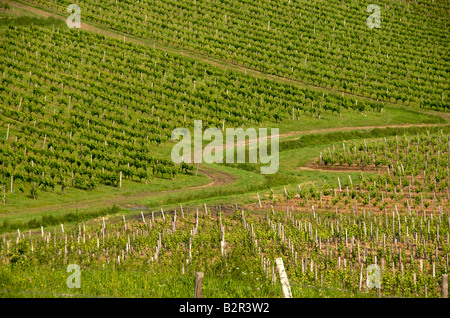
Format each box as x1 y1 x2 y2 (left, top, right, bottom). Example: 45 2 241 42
0 14 64 26
0 205 121 234
0 265 371 298
144 170 297 209
280 125 450 151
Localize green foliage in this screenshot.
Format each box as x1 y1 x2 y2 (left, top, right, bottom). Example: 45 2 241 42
0 1 10 10
280 125 449 152
23 0 449 107
0 206 447 297
0 23 378 202
0 205 121 234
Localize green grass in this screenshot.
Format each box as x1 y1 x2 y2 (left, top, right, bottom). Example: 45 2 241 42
186 124 450 210
0 265 375 298
0 4 63 28
140 164 266 207
0 171 209 222
279 124 450 152
0 205 122 235
265 105 446 134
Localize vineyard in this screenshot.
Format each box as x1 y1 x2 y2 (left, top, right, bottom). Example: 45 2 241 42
1 201 448 297
1 125 449 297
263 130 450 215
0 21 389 203
0 0 449 300
22 0 449 109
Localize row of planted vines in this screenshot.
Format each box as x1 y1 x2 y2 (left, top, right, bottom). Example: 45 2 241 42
1 126 449 297
0 23 378 201
0 203 448 297
262 130 450 216
24 0 449 108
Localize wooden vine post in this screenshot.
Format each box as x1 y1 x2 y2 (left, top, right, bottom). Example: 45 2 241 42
194 272 204 298
257 193 262 207
443 274 448 298
275 257 292 298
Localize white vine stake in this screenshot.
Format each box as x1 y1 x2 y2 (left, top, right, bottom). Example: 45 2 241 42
275 258 292 298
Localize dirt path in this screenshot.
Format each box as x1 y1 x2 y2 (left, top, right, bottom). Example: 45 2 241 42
10 165 235 216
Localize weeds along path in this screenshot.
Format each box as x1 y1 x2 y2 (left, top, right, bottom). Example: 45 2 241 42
6 0 450 117
8 165 235 217
221 123 449 150
279 123 449 140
